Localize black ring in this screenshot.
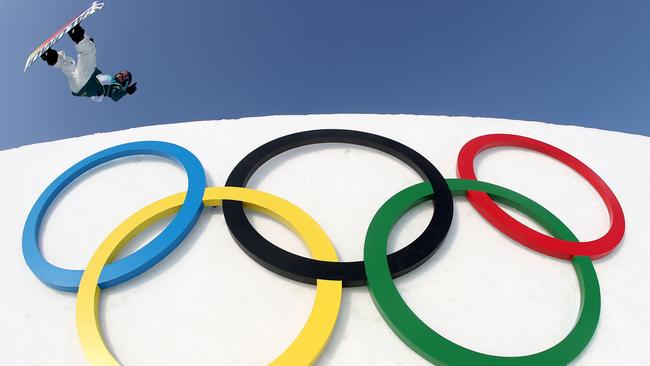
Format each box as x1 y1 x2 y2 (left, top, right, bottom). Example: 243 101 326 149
223 129 453 287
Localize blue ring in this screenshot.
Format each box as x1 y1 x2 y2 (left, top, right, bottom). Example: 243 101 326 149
22 141 206 292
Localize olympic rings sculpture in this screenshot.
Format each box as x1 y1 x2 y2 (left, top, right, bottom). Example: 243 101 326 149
22 129 625 366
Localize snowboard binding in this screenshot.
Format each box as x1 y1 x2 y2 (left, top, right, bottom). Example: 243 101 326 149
68 24 85 44
40 49 58 66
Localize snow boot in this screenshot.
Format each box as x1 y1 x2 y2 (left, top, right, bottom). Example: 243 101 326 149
40 49 58 66
68 24 85 44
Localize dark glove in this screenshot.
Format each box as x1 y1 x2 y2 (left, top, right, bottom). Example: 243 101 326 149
41 49 58 66
126 82 137 95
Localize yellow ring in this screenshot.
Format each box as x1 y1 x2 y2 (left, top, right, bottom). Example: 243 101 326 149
76 187 342 365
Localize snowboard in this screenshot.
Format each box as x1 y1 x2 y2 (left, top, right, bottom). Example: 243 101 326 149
23 1 104 73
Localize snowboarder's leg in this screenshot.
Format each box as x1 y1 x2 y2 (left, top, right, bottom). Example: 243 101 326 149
49 50 84 93
70 24 97 93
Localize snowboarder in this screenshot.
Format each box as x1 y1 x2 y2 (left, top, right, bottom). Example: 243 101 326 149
40 24 137 102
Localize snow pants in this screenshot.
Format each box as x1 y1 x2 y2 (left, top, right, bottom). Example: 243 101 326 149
54 36 96 94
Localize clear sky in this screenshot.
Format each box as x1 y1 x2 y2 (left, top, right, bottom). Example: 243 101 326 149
2 0 649 150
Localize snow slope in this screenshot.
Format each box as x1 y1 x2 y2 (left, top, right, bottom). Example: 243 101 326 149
0 114 648 365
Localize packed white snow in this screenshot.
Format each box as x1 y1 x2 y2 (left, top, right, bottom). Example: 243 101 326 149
0 114 648 365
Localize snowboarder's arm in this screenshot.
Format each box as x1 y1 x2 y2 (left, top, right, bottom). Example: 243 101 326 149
107 85 127 102
94 74 136 102
96 74 114 85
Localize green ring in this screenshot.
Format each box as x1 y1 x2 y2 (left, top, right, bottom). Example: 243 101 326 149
364 179 600 366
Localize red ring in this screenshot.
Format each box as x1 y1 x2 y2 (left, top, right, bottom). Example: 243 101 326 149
456 133 625 260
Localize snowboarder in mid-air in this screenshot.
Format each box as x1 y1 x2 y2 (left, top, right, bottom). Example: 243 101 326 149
40 24 137 102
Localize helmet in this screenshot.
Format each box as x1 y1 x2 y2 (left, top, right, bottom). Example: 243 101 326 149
114 70 132 87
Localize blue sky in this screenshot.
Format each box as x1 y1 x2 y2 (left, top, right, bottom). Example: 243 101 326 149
1 0 649 150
